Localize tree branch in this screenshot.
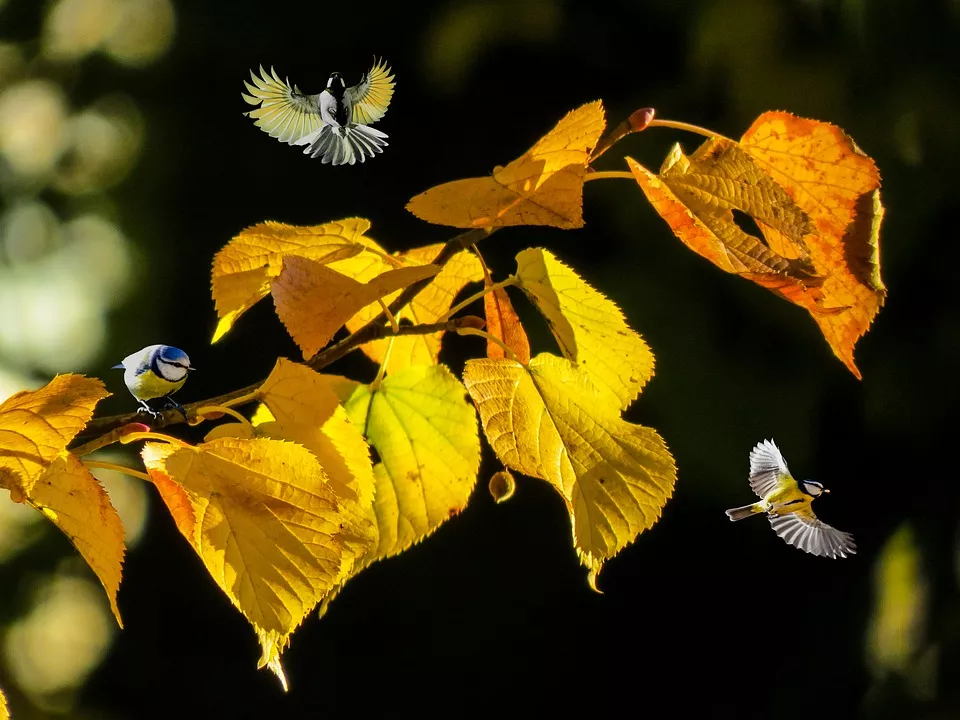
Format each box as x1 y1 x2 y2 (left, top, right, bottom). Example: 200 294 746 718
71 223 492 448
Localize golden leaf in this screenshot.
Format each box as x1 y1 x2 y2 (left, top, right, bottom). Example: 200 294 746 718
463 354 676 578
335 242 484 374
142 437 345 689
483 283 531 363
488 470 516 504
210 218 371 342
0 374 108 487
740 111 885 377
271 256 440 358
254 358 378 579
514 248 654 410
0 375 122 623
0 684 7 720
337 365 480 564
407 101 606 229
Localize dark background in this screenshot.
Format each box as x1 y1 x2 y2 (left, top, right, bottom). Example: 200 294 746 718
2 0 959 717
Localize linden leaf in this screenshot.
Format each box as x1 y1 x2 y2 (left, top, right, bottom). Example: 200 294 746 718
0 685 7 720
0 374 109 487
336 365 480 564
254 358 378 579
271 256 440 359
142 437 345 690
628 141 821 281
463 354 676 578
30 453 126 625
407 101 606 229
740 111 885 377
483 283 531 363
514 248 654 410
335 242 484 374
211 218 371 342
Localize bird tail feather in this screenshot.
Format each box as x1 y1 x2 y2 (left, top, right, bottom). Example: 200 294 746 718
303 124 389 165
725 503 763 522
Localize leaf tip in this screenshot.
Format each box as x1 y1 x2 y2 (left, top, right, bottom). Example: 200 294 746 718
586 567 603 595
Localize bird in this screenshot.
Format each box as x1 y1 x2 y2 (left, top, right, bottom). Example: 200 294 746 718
112 345 194 418
725 439 856 559
242 58 395 165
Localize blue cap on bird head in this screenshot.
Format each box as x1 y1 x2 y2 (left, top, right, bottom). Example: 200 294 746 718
158 345 192 368
327 72 344 89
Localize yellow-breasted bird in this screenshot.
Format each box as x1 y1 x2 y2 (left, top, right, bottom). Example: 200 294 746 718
113 344 193 418
242 58 395 165
725 439 856 559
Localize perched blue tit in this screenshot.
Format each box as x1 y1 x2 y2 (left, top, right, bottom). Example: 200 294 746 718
242 58 395 165
112 345 194 417
725 439 856 559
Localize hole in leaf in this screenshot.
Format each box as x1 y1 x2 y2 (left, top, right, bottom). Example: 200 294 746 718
731 209 769 248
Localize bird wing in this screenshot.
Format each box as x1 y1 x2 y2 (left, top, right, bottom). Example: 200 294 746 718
768 508 856 558
242 66 325 144
748 439 792 499
345 58 395 126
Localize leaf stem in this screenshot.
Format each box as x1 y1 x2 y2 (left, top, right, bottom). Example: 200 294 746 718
584 171 635 182
648 118 731 142
83 459 152 483
193 405 253 431
120 431 192 448
440 276 519 322
456 327 520 363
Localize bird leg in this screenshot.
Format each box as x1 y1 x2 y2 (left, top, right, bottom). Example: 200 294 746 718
163 396 188 420
136 400 162 419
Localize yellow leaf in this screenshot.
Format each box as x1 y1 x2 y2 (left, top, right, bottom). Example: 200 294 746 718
271 256 440 358
338 365 480 563
142 437 345 689
0 684 7 719
254 358 378 579
407 101 606 229
483 283 531 363
210 218 371 342
514 248 654 410
488 470 516 504
203 422 255 441
29 453 125 626
337 243 484 374
463 354 676 578
0 374 109 487
740 112 885 378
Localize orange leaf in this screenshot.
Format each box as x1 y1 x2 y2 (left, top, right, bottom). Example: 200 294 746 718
740 112 885 377
271 256 440 358
407 101 606 229
210 218 371 342
483 284 531 363
337 242 484 374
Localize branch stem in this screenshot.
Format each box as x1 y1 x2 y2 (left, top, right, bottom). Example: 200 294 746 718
440 276 518 322
83 459 152 483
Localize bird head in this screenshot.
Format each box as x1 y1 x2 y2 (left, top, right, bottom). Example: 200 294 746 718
327 72 345 89
800 480 828 497
155 345 193 382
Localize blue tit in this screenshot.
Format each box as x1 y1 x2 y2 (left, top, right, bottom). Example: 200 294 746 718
112 345 194 418
242 58 395 165
725 439 856 559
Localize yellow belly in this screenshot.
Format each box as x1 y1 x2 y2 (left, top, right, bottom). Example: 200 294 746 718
764 485 812 516
127 370 185 401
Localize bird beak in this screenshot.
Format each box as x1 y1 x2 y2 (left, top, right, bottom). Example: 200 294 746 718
111 363 124 369
187 366 196 372
823 488 831 494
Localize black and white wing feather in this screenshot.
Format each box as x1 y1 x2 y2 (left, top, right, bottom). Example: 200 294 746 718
345 58 395 126
302 124 389 165
768 509 856 559
242 67 324 144
748 439 790 499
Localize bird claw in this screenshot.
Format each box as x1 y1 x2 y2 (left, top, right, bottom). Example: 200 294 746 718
136 405 162 420
163 397 188 421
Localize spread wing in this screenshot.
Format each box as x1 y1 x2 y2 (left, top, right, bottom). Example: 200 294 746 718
748 439 791 499
768 508 856 558
242 66 325 144
345 58 395 126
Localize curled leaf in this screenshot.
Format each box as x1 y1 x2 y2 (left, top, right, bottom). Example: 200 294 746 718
407 102 606 229
483 284 530 363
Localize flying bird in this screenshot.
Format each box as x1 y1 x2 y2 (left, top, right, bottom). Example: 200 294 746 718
725 439 856 558
242 58 395 165
113 344 194 418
